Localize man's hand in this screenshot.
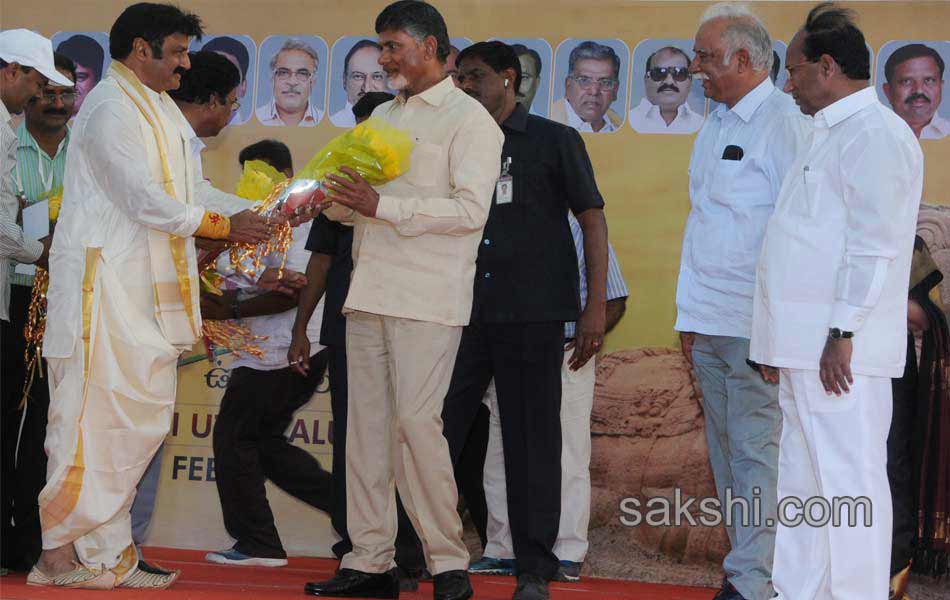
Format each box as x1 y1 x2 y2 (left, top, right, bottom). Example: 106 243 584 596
287 201 323 228
325 167 379 218
569 301 606 370
200 289 238 321
679 332 696 368
34 235 52 270
908 299 930 333
758 365 779 385
227 210 271 244
819 337 853 396
195 237 229 253
287 331 311 376
257 268 307 296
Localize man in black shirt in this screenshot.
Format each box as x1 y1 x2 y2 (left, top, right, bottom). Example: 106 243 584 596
445 42 608 600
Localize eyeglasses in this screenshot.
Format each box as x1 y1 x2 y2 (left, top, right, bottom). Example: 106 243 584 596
274 68 313 82
568 75 619 91
38 90 78 104
647 67 691 82
347 71 387 84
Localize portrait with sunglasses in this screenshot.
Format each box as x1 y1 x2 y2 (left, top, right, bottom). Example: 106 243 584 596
630 41 705 135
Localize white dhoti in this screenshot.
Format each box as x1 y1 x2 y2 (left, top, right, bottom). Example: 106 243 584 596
40 249 179 570
773 369 893 600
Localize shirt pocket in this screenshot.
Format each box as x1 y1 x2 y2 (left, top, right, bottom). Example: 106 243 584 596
405 142 443 188
709 158 744 203
801 167 824 218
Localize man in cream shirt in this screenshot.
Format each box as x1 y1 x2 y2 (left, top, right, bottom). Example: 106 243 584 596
751 5 923 599
304 2 502 599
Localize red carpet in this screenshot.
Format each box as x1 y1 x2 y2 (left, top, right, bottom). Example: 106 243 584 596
0 548 715 599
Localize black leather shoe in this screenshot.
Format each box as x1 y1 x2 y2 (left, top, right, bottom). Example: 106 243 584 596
396 565 422 592
712 577 748 600
513 573 549 600
433 569 473 600
304 568 399 598
137 559 174 576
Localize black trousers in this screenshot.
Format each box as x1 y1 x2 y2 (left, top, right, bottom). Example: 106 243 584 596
888 334 918 575
442 321 564 580
456 404 490 547
212 350 333 559
326 344 425 571
1 285 49 572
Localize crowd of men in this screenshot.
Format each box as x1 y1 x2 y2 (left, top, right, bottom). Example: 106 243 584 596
0 1 944 600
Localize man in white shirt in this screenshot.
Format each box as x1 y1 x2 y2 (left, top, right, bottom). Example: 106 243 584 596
630 46 705 135
256 39 323 127
550 41 623 133
329 40 388 128
31 4 271 590
751 5 923 599
882 42 948 140
676 5 808 599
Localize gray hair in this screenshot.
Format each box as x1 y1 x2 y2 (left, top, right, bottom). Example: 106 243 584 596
568 40 620 79
700 2 773 73
270 38 319 73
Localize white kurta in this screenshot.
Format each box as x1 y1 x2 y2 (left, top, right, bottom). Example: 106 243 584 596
750 87 923 600
40 68 207 572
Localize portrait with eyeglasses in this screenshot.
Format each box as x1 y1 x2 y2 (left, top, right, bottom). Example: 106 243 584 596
192 34 257 126
490 38 553 118
256 35 327 127
629 40 706 135
328 36 391 128
52 31 110 116
552 38 629 134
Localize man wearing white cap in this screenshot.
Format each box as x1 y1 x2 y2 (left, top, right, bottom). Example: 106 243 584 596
0 29 73 322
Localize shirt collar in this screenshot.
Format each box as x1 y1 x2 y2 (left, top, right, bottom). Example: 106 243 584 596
726 77 774 123
16 121 71 156
814 86 877 129
923 113 950 137
638 97 694 121
398 76 456 107
266 98 317 123
180 117 205 152
502 103 529 133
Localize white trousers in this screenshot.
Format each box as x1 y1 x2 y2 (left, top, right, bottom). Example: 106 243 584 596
482 350 595 563
773 369 893 600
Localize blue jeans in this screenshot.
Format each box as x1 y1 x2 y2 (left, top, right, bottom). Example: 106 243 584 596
692 334 780 600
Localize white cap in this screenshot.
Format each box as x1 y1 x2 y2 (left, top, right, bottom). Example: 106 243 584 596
0 29 74 87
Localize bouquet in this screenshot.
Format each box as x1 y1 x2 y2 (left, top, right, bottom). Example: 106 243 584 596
21 188 62 407
200 118 413 357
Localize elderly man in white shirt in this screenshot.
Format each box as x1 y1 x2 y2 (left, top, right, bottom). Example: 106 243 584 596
751 5 923 600
630 46 705 135
675 5 808 600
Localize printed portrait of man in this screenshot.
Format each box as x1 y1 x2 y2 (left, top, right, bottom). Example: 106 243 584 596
330 39 387 128
256 38 323 127
511 43 542 111
551 40 624 133
202 36 252 124
630 45 704 134
55 33 104 114
883 43 948 140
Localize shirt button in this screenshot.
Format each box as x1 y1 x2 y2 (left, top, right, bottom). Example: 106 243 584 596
484 273 491 279
483 239 491 246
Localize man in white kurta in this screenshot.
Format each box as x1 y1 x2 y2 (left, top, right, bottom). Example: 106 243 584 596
30 4 269 590
750 11 923 599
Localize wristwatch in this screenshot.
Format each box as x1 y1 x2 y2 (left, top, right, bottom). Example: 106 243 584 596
828 327 853 340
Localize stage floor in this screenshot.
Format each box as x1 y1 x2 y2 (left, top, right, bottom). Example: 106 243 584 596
0 547 717 599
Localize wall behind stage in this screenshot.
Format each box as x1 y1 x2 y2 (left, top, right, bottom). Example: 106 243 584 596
5 0 949 561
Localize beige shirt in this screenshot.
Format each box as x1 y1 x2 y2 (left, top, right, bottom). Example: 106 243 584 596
325 76 504 326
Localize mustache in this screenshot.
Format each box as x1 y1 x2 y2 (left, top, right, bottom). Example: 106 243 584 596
905 93 931 105
43 108 70 116
173 66 187 76
658 83 680 93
